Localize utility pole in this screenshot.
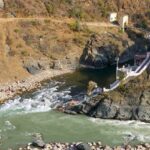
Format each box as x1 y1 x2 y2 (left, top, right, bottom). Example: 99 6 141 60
116 57 119 80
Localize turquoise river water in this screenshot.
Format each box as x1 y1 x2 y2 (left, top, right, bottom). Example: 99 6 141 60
0 67 150 150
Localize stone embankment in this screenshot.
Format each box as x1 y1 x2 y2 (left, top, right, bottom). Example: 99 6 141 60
0 69 73 103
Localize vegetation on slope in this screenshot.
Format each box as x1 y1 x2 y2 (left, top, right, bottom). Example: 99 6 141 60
1 0 149 23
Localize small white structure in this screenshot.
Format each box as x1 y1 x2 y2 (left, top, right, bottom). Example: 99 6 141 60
109 13 129 32
119 15 129 32
109 12 117 23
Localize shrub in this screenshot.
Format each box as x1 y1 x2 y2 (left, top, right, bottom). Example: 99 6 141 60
118 83 126 93
21 50 28 56
14 29 19 33
140 19 148 29
16 44 22 48
64 0 72 4
68 20 81 32
118 28 124 34
31 20 40 26
45 2 55 15
98 0 109 17
44 19 51 24
6 37 13 45
119 71 126 80
118 81 129 94
8 50 16 56
69 7 84 19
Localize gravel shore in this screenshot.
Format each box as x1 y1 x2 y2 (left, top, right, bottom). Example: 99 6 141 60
0 69 73 103
18 142 150 150
14 133 150 150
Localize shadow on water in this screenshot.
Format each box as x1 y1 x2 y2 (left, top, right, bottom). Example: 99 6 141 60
13 66 116 102
54 66 116 96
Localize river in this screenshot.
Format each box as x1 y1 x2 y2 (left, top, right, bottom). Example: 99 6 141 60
0 67 150 150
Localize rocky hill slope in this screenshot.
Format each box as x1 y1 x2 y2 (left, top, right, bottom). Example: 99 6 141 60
1 0 149 23
80 30 150 68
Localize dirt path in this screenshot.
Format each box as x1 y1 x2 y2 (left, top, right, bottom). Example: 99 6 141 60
0 17 118 28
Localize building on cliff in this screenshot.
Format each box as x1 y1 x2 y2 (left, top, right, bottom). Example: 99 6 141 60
109 12 117 23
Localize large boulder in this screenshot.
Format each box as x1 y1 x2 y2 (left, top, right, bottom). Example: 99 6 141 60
137 106 150 123
31 133 45 148
94 99 117 119
75 143 91 150
140 90 150 106
117 106 132 120
23 58 51 74
25 65 40 74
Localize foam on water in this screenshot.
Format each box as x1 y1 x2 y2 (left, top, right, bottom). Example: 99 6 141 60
4 121 16 131
89 118 150 128
89 118 150 143
0 81 72 115
122 131 150 143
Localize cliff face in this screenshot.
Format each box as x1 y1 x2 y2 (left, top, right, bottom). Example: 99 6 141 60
67 70 150 122
80 30 150 68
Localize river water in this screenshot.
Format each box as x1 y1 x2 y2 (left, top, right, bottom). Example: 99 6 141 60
0 68 150 150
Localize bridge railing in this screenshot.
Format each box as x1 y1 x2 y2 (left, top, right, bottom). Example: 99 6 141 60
135 55 150 73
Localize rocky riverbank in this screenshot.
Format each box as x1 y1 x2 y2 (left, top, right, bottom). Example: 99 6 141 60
19 142 150 150
63 68 150 122
14 133 150 150
0 69 73 104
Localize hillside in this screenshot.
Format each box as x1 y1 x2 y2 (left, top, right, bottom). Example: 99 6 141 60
1 1 149 16
0 0 149 25
0 0 149 84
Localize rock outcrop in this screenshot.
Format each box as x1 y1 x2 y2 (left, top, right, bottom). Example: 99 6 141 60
80 31 150 69
65 70 150 122
31 133 45 148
